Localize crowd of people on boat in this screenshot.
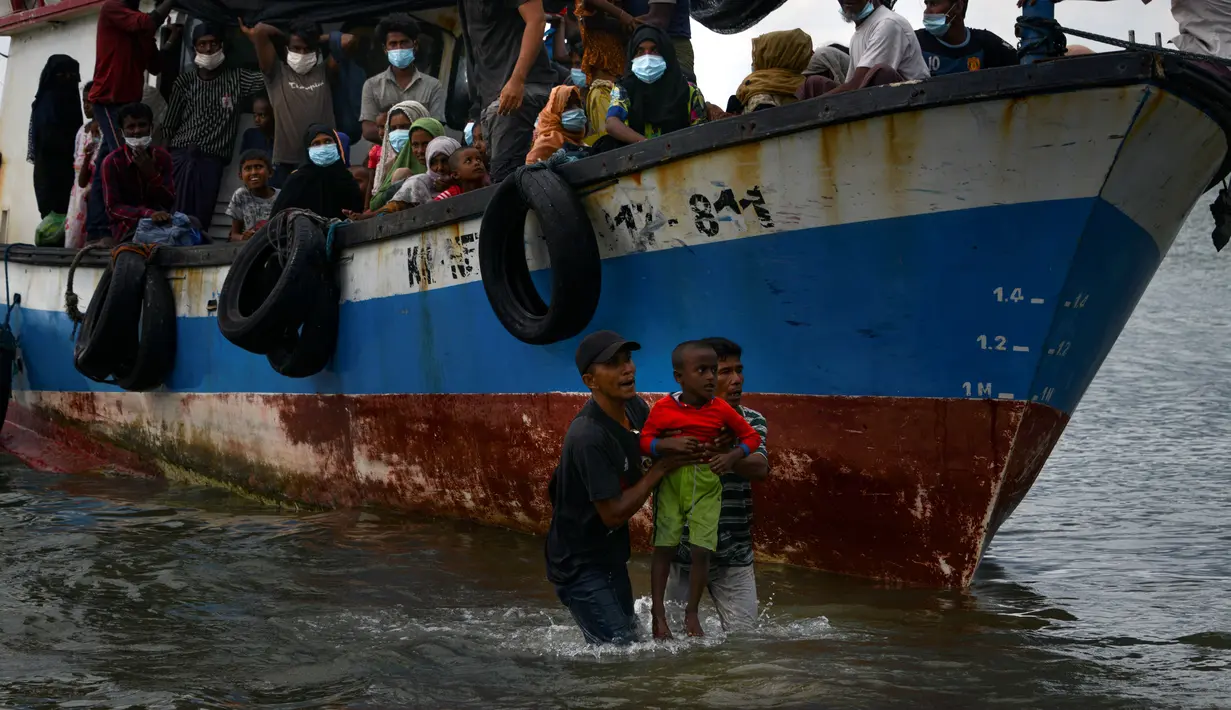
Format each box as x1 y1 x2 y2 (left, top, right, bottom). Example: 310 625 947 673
24 0 1040 248
24 0 1231 248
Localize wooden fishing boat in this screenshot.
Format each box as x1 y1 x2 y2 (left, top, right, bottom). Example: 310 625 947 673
2 51 1229 588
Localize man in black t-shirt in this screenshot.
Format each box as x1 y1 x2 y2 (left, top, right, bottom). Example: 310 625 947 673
545 331 696 644
458 0 559 183
916 0 1018 76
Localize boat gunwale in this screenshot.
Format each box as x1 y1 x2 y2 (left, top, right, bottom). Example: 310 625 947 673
5 51 1229 270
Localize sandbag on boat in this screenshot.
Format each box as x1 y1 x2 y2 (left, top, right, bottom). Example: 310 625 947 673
478 166 601 345
217 211 327 355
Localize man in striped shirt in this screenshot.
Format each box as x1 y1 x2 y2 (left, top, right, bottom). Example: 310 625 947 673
162 23 264 231
667 337 769 631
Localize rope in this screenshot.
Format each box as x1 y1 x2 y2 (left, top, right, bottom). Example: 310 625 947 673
325 220 344 261
110 242 157 266
264 209 340 263
1018 16 1231 67
64 245 104 327
3 243 20 329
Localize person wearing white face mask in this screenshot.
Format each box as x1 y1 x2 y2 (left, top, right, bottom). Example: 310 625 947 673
83 0 176 245
359 14 445 145
816 0 929 97
604 24 708 146
162 23 265 231
914 0 1018 76
240 18 337 182
99 102 177 243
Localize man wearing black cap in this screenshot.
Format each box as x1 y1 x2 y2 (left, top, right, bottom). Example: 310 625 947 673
162 23 265 230
545 330 699 644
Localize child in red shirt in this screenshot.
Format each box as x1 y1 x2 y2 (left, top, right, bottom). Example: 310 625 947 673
433 146 490 201
366 110 386 170
640 341 761 639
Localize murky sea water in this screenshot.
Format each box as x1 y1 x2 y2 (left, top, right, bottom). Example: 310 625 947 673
3 201 1231 709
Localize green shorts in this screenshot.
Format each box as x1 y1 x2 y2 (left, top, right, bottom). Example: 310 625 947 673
652 464 722 552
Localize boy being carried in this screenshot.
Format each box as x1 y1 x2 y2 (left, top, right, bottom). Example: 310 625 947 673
226 149 279 241
641 341 761 639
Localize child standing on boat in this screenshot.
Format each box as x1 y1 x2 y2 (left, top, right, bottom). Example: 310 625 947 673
226 149 279 241
640 341 761 638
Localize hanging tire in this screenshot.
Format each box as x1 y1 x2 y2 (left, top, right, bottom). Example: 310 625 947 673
266 274 340 378
74 252 146 383
0 327 16 433
114 264 177 392
217 216 326 355
478 167 602 345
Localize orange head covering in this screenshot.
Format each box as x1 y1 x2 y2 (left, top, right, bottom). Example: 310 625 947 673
526 85 585 165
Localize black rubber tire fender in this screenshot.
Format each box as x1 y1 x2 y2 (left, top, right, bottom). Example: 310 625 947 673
478 167 602 345
0 328 15 434
265 273 340 379
74 252 146 383
217 216 326 355
114 264 178 392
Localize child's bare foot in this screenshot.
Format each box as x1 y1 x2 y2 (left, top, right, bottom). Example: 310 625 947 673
684 611 705 637
652 613 674 640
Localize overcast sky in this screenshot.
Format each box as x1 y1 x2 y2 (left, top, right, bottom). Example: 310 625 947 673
693 0 1180 101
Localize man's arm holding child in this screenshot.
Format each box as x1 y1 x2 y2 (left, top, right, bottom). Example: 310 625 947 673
579 432 700 529
593 454 694 529
710 400 761 474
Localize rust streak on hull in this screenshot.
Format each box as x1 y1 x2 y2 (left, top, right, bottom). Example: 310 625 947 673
1 392 1068 588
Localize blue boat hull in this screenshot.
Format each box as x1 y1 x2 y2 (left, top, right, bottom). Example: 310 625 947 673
2 57 1228 586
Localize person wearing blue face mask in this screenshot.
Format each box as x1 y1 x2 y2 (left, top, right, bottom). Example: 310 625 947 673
914 0 1018 76
527 85 589 163
623 0 696 78
359 14 445 145
816 0 929 97
270 125 363 221
604 24 707 146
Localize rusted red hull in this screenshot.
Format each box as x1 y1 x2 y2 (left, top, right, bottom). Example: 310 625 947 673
1 392 1067 588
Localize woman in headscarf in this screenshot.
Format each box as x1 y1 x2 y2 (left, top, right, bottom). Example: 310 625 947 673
526 85 587 164
371 116 445 209
370 100 432 199
734 29 814 113
347 135 463 221
797 44 853 101
604 24 707 146
29 54 83 218
270 124 364 221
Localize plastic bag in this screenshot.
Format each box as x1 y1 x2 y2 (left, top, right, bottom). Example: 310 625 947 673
35 213 67 247
134 212 204 247
690 0 792 34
